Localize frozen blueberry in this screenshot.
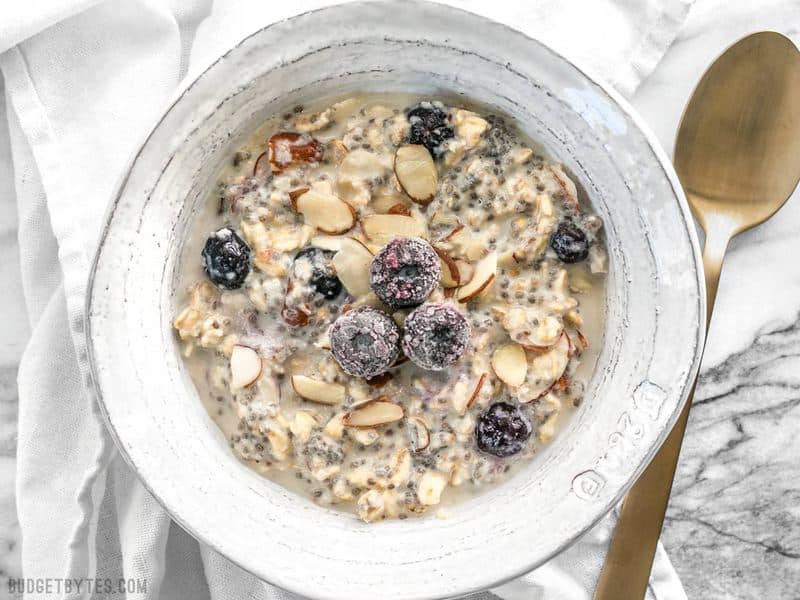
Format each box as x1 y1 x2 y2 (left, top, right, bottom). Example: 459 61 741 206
202 227 251 289
475 402 532 457
407 103 454 158
329 306 401 378
402 303 471 371
550 220 589 263
370 237 441 308
293 247 342 299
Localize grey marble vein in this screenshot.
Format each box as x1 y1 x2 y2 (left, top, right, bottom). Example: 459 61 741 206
664 317 800 599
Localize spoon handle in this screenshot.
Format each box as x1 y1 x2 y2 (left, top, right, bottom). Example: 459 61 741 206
593 220 731 599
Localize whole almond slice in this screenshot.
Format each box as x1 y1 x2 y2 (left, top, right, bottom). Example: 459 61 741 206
434 247 461 288
343 398 403 428
394 144 438 204
360 213 426 243
332 237 374 297
457 251 497 302
291 375 346 405
294 187 356 234
230 345 262 389
491 343 528 387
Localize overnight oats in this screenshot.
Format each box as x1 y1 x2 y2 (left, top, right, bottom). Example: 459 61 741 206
173 94 608 522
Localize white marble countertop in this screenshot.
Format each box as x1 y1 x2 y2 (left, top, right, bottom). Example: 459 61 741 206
1 0 799 598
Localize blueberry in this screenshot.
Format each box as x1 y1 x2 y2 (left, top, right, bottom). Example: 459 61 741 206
475 402 532 457
550 220 589 263
370 237 440 308
407 103 454 158
293 247 342 299
202 227 251 289
402 303 471 371
329 306 401 378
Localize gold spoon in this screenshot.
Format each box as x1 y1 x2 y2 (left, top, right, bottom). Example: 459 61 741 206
594 31 800 600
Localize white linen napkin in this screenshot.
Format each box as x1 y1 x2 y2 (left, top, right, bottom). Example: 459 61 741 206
0 1 693 598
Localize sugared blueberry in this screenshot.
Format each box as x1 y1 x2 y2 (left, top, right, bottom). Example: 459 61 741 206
329 306 401 378
550 220 589 263
202 227 251 289
475 402 532 457
369 237 440 308
402 303 471 371
293 247 342 299
407 103 454 158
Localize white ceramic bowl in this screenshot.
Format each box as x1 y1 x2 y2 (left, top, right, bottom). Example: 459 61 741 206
86 2 705 598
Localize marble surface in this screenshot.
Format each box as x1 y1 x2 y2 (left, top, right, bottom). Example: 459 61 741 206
1 0 799 598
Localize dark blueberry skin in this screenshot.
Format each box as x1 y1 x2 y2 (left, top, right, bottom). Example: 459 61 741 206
407 104 454 158
475 402 532 457
202 227 251 289
329 306 401 378
550 220 589 263
402 303 471 371
294 247 342 299
370 237 441 308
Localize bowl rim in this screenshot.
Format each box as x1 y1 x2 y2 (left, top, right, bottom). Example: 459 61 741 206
85 1 706 596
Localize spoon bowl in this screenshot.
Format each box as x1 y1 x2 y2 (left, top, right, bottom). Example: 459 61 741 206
675 31 800 236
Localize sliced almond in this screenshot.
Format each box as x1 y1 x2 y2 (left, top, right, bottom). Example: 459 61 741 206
252 151 270 177
518 333 571 402
361 213 426 243
394 144 438 204
268 132 322 173
491 343 528 387
519 317 563 348
371 191 409 214
309 235 343 252
467 373 488 410
331 237 374 297
389 448 412 486
230 345 262 389
288 187 310 206
455 260 474 286
457 251 497 302
291 375 346 405
434 247 461 288
387 202 412 216
294 186 356 234
408 417 431 452
442 223 465 241
343 398 403 428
